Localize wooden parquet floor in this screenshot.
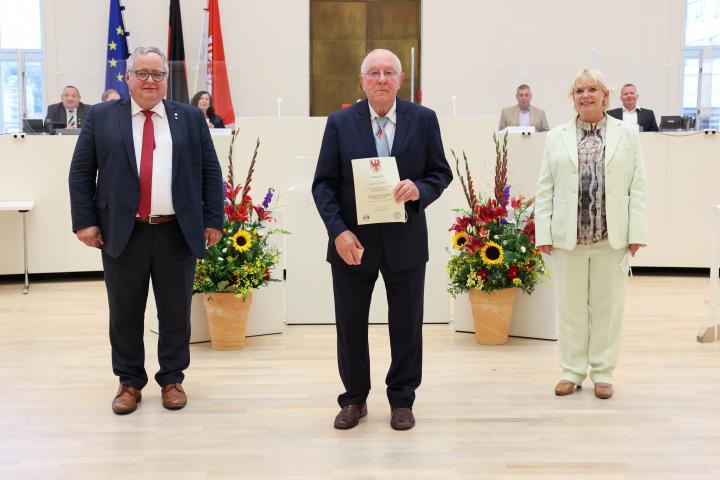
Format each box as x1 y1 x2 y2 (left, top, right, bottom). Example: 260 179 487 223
0 275 719 479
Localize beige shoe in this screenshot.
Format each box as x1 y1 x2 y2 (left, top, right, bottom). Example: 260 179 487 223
594 383 613 399
554 380 580 396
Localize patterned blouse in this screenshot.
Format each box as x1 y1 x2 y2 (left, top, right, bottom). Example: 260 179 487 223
576 115 607 245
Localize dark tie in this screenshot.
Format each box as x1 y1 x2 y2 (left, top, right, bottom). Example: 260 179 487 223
137 110 155 218
375 117 390 157
68 110 76 127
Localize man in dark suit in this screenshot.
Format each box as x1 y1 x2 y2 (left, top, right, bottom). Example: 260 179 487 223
69 47 223 415
607 83 658 132
45 85 91 129
312 49 452 431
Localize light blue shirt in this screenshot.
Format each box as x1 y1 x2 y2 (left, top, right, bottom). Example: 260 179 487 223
519 109 530 127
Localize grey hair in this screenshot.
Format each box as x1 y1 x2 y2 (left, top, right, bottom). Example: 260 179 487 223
126 47 169 72
101 88 120 101
360 49 402 74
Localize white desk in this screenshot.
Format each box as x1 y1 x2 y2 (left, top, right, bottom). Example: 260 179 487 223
0 201 34 293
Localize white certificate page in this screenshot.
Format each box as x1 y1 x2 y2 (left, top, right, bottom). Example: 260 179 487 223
351 156 405 225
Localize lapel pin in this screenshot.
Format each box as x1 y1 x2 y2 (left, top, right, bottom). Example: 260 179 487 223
173 112 179 120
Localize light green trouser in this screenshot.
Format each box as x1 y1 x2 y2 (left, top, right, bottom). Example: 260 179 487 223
552 240 630 385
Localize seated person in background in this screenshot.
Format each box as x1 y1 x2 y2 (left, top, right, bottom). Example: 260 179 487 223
190 90 224 128
101 88 121 102
607 84 658 132
45 85 90 128
498 84 550 132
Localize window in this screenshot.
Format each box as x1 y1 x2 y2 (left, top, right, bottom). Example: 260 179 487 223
0 0 44 133
683 0 720 129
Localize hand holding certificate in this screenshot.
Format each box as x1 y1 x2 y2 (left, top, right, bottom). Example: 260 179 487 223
351 156 406 225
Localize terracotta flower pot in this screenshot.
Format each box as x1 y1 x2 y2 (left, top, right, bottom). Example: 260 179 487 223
468 288 518 345
201 292 253 350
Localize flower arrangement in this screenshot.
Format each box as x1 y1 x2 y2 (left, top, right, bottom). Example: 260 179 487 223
447 132 546 296
193 134 285 298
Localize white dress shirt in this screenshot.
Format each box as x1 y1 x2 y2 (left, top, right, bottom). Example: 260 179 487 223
621 106 639 127
369 100 397 152
130 98 174 215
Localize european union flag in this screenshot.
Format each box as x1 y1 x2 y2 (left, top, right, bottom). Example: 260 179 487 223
105 0 130 98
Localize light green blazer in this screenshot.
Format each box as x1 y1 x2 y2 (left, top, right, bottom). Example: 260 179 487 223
534 115 647 251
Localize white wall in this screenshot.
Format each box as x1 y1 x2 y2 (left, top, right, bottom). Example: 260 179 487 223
43 0 309 116
421 0 686 125
42 0 684 122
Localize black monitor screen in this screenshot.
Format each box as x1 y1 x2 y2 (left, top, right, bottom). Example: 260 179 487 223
660 116 683 130
22 119 45 133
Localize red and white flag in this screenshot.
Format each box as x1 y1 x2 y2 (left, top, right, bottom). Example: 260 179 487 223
193 0 235 127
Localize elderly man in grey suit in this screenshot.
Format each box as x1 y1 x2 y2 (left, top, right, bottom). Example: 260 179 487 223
498 84 550 132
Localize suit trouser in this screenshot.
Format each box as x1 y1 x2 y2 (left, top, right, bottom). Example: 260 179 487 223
101 220 196 389
331 262 425 408
552 240 629 385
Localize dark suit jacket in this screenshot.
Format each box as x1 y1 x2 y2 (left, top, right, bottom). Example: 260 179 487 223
607 107 658 132
68 98 224 259
208 114 225 129
46 102 91 128
312 99 452 272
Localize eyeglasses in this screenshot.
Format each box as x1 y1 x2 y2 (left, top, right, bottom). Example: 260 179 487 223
129 70 167 82
362 70 400 80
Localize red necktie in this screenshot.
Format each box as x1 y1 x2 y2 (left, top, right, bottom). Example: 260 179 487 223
137 110 155 218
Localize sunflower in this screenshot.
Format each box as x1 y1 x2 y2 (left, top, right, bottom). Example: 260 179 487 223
231 230 252 252
480 241 504 266
451 231 471 249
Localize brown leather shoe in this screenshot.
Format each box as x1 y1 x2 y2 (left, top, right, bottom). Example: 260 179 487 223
112 384 142 415
554 380 581 396
390 407 415 430
333 403 367 429
161 383 187 410
594 382 614 399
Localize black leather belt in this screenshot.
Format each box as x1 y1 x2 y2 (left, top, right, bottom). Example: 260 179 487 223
136 214 176 224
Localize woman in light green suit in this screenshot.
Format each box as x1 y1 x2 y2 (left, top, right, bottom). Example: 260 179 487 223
534 68 647 399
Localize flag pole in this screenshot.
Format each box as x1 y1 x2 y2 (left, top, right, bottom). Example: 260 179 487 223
192 0 209 95
119 0 131 52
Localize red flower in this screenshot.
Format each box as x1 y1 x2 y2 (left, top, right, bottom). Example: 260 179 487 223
511 195 524 210
477 198 507 224
225 203 249 222
253 205 273 221
507 266 520 279
242 195 252 205
263 269 271 281
477 268 489 279
522 219 536 244
449 215 472 233
225 184 242 203
465 236 483 253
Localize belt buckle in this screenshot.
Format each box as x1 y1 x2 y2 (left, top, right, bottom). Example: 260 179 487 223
148 215 162 224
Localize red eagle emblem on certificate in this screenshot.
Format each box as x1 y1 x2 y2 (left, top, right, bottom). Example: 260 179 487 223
369 159 381 171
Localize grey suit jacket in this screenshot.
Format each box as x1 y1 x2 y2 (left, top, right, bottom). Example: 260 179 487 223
498 105 550 132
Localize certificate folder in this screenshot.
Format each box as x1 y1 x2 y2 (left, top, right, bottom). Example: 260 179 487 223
351 156 404 225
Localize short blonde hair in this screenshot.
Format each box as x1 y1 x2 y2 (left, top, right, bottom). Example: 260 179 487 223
568 68 613 110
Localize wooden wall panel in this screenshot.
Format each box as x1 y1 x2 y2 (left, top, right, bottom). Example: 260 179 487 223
311 0 421 116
